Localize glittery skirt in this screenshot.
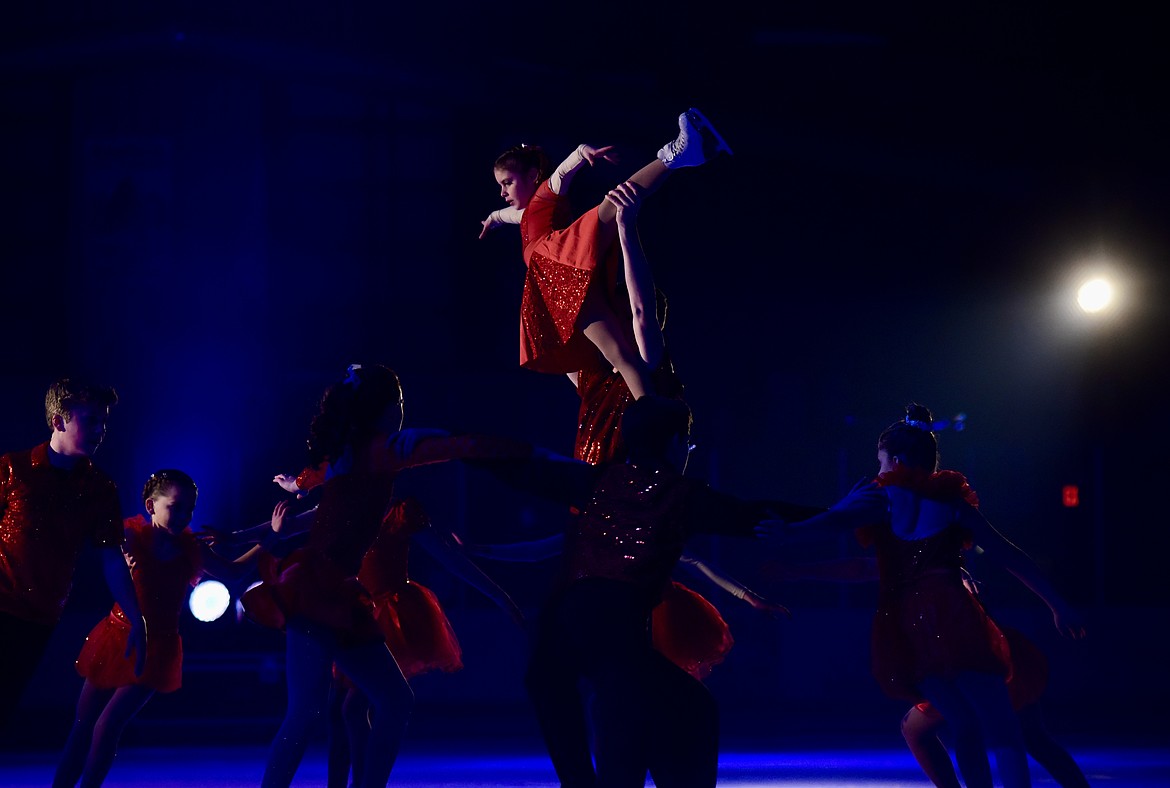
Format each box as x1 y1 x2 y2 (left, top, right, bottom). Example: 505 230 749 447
333 580 463 688
76 608 182 693
242 548 382 645
574 359 685 464
651 581 734 681
520 207 620 374
870 572 1011 702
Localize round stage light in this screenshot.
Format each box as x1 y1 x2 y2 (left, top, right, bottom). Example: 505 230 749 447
1077 278 1114 313
189 579 231 622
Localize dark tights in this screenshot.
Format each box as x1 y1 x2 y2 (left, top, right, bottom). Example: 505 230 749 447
526 579 719 788
262 617 411 788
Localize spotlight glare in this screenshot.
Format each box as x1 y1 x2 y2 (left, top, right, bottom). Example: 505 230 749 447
1076 278 1113 313
189 579 231 622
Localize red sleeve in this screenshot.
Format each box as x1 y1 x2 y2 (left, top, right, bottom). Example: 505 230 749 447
295 464 328 492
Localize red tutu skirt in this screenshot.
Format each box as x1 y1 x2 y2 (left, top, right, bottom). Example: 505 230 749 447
242 548 382 645
871 572 1011 702
371 580 463 678
334 580 464 688
76 608 182 694
651 581 734 680
520 205 620 374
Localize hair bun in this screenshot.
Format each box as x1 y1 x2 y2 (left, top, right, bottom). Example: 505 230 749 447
904 402 935 432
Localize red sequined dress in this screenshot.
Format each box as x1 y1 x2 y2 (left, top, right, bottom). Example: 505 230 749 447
243 435 520 646
75 516 202 693
518 181 621 374
849 468 1012 702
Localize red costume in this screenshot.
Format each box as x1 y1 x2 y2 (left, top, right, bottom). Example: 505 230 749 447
244 435 521 647
519 181 621 374
573 350 684 466
913 623 1048 717
358 497 462 677
75 516 202 693
834 467 1011 702
290 467 462 678
0 443 124 625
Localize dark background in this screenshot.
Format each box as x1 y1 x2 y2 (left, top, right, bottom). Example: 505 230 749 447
2 1 1167 752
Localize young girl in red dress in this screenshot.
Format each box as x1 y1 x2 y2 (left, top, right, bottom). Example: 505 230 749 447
479 108 730 401
53 469 268 788
765 403 1086 788
269 475 522 788
241 363 525 788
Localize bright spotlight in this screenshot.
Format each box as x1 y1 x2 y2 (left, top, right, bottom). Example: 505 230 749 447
189 579 231 622
1077 278 1114 313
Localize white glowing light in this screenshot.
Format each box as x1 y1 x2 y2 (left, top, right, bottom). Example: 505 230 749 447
189 579 231 622
1077 278 1114 313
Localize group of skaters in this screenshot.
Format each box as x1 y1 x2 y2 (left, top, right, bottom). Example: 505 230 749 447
0 108 1088 787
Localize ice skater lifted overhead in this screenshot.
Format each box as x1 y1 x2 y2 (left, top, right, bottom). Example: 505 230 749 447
479 108 731 401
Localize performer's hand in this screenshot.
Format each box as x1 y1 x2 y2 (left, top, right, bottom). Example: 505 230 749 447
271 500 291 534
581 144 617 166
604 180 645 225
273 474 304 497
478 216 497 240
126 616 148 677
744 591 791 620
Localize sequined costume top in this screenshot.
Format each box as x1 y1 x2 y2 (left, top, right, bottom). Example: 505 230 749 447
0 443 124 624
518 181 622 374
794 468 1010 701
562 462 761 611
75 515 202 692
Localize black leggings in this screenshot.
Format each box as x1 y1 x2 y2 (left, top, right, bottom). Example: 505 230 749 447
0 612 54 731
526 579 718 788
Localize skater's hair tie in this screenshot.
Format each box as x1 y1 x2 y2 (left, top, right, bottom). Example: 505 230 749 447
343 364 362 389
904 417 932 431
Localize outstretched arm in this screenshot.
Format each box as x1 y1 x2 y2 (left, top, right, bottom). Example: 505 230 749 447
757 482 886 542
199 501 301 582
464 449 600 512
606 181 663 369
198 500 316 551
677 554 789 618
960 505 1086 639
480 205 525 239
413 527 526 630
100 546 147 677
549 144 617 196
